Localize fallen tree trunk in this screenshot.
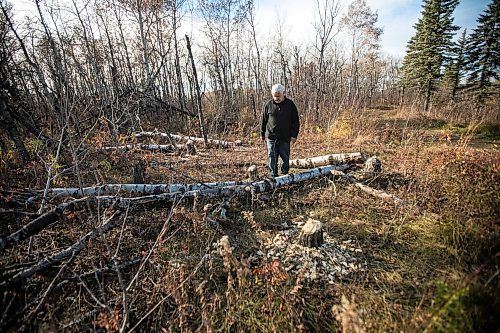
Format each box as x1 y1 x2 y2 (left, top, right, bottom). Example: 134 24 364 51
170 164 351 195
2 166 352 252
134 131 242 148
0 210 123 287
170 181 251 193
45 184 171 198
102 144 178 152
331 170 404 206
0 198 91 252
289 152 364 168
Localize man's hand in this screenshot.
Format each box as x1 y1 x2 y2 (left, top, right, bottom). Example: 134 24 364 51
291 137 297 145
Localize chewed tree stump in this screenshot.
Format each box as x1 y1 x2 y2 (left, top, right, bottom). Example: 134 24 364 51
363 156 381 177
247 165 258 181
299 219 324 248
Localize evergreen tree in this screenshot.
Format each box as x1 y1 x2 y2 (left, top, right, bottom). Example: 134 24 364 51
465 0 499 109
442 29 468 101
401 0 459 111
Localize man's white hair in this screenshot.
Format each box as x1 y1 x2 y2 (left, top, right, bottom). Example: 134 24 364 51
271 84 285 94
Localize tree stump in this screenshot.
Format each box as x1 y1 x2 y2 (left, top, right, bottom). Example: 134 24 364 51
247 165 258 181
186 139 197 155
363 156 381 177
299 219 324 248
133 159 145 183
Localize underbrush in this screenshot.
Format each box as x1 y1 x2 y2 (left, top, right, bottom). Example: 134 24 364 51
0 108 498 332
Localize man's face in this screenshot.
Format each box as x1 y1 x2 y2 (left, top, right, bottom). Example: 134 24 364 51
273 91 284 103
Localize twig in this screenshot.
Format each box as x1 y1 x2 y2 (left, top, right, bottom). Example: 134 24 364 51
38 125 66 214
126 195 183 292
129 253 209 332
23 258 73 328
331 170 405 206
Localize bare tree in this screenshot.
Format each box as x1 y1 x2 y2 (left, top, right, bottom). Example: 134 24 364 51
340 0 382 105
313 0 341 119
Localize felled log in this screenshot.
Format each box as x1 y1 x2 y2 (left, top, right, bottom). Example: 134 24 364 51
45 184 171 198
331 170 404 206
171 133 242 148
1 210 123 287
94 164 351 207
102 143 177 152
299 218 324 248
170 164 350 196
134 131 242 148
289 152 364 168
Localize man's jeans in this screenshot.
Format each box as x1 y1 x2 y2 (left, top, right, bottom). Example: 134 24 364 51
266 139 290 177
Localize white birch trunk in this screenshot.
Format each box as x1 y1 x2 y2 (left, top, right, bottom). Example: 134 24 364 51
47 184 171 198
289 152 364 168
169 181 249 193
89 164 351 208
169 164 350 194
102 143 190 152
134 131 242 148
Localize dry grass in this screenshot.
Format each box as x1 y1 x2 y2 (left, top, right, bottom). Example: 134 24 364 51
0 107 499 332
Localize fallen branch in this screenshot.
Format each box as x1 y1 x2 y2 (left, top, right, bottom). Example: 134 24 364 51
0 198 90 252
289 152 364 168
60 258 142 282
331 170 404 206
0 209 124 287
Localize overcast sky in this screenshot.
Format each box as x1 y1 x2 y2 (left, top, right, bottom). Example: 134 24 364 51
254 0 491 56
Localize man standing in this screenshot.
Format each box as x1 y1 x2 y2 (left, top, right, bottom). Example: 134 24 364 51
261 84 300 177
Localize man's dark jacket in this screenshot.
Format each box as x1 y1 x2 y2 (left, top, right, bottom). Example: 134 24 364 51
260 97 300 142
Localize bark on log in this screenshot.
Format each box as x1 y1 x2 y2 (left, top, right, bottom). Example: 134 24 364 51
134 131 242 148
289 152 364 168
299 218 324 248
169 181 250 193
46 184 171 198
331 170 404 206
102 144 177 152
